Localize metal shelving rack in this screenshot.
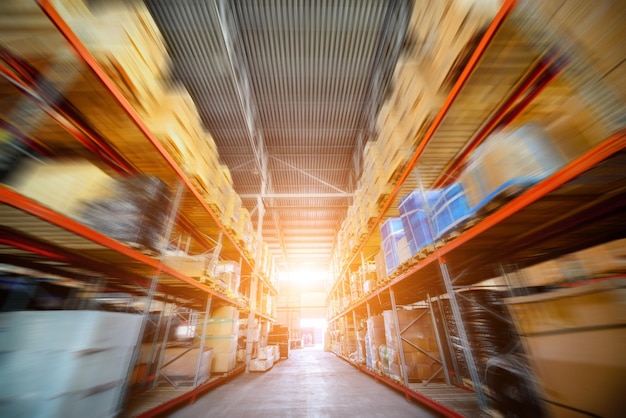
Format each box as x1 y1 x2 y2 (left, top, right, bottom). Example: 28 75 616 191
326 0 626 415
0 1 278 415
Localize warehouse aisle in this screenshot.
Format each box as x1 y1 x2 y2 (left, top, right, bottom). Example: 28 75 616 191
168 347 443 418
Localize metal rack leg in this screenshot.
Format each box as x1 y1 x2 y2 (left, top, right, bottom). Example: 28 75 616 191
438 258 488 411
389 287 409 388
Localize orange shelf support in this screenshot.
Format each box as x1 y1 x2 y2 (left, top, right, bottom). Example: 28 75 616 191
37 0 253 270
330 0 519 297
0 186 243 307
329 129 626 322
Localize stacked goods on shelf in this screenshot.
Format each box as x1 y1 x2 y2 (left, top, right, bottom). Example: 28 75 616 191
53 0 169 114
374 251 388 286
375 101 415 185
362 141 393 207
162 251 211 280
3 158 117 219
519 238 626 287
268 325 289 359
404 0 499 94
160 347 212 385
201 306 239 373
459 123 567 213
222 187 242 234
349 327 367 364
398 190 440 255
382 309 443 382
0 310 142 418
353 183 380 239
440 290 518 387
431 182 472 239
235 207 254 249
213 261 241 296
505 279 626 418
339 316 357 357
518 0 624 141
380 218 411 276
141 88 209 173
54 0 257 250
249 346 276 372
365 315 386 371
349 272 362 302
360 262 378 294
261 294 274 317
79 175 172 252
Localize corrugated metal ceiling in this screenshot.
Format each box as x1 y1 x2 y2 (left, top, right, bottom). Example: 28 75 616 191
146 0 411 272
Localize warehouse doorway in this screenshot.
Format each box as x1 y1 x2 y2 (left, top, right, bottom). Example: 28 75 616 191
300 317 326 350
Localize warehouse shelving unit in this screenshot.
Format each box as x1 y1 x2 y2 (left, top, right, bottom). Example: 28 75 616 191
326 0 626 415
0 1 278 416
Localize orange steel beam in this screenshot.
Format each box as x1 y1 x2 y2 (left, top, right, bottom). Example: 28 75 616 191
136 363 246 418
380 131 626 297
329 131 626 322
330 0 519 297
333 352 464 417
0 227 154 290
0 187 243 308
37 0 252 270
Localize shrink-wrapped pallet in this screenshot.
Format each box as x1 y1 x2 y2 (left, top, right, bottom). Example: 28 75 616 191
431 182 471 239
0 310 142 418
380 218 406 275
79 175 172 252
460 123 566 212
399 189 441 255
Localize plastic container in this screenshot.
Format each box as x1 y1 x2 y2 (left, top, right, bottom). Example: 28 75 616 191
380 218 406 275
431 183 471 238
399 189 440 254
461 123 566 211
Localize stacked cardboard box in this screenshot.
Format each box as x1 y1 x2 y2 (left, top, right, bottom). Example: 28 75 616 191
53 0 169 114
382 309 442 382
201 306 239 373
160 348 212 385
405 0 499 94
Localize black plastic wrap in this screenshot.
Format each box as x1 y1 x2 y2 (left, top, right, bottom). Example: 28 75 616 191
486 355 545 417
80 175 172 252
441 290 519 381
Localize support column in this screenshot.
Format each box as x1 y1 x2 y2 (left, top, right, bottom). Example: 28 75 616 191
194 295 212 387
389 287 409 387
427 293 451 385
438 258 488 410
245 196 264 372
123 182 184 403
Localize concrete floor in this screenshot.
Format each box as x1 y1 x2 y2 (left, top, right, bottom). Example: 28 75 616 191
168 347 443 418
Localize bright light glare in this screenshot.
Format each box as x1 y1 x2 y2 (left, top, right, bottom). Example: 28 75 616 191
278 270 330 282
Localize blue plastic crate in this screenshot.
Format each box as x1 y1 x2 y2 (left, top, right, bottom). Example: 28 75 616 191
380 218 405 275
432 183 471 239
399 190 440 254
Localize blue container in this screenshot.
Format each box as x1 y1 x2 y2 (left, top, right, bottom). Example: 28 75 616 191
380 218 405 275
398 190 441 254
432 183 471 239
